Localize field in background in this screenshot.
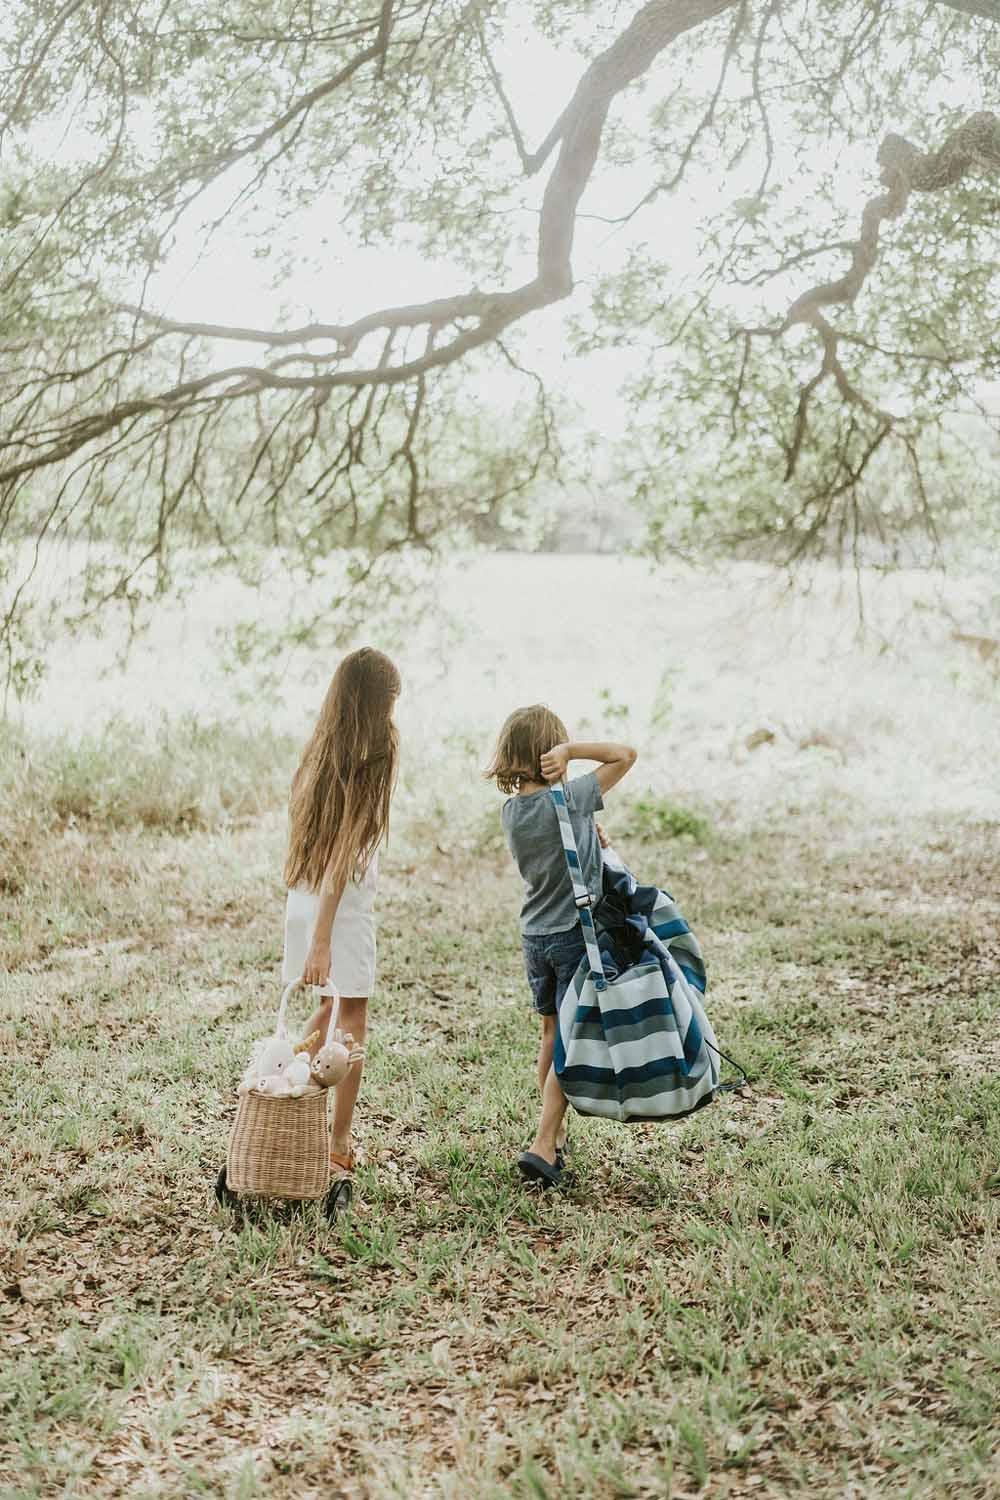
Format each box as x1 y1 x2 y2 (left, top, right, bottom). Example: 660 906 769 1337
13 551 1000 831
2 554 998 1497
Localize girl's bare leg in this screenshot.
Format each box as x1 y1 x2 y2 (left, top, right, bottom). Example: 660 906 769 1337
527 1064 569 1168
329 995 368 1168
301 994 335 1055
299 994 368 1173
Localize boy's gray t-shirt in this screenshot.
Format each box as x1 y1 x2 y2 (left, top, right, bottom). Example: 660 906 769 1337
502 772 605 935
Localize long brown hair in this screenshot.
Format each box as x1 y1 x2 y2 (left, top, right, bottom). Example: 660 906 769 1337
284 647 401 893
484 704 568 795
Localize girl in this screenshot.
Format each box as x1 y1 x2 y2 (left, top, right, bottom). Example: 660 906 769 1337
282 646 401 1190
485 705 637 1186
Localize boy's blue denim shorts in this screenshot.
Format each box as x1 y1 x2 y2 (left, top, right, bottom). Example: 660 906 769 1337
522 927 588 1017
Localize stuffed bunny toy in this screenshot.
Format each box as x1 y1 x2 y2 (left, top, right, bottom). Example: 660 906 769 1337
282 1052 314 1096
240 1035 296 1095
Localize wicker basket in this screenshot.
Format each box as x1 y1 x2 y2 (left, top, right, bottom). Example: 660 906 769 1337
227 1087 330 1199
225 978 337 1201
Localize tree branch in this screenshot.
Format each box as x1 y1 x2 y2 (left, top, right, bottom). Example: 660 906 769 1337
746 110 1000 480
600 0 748 228
476 20 535 175
1 0 740 490
784 111 1000 331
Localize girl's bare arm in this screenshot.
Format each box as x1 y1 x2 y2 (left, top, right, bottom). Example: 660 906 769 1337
540 740 638 795
303 867 349 986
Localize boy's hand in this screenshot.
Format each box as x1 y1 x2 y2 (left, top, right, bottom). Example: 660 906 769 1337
540 743 570 783
596 821 610 849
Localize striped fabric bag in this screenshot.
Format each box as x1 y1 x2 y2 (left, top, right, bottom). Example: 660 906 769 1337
550 782 741 1122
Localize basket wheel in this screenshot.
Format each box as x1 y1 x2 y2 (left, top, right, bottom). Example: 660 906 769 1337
215 1165 238 1209
323 1178 352 1223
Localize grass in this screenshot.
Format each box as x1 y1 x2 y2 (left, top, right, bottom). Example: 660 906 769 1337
0 716 293 968
1 730 998 1498
1 712 292 839
2 554 999 1496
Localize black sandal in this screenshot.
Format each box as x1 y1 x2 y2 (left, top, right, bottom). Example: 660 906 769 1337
517 1152 571 1188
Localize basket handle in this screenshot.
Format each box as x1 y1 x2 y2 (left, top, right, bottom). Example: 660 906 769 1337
277 976 341 1045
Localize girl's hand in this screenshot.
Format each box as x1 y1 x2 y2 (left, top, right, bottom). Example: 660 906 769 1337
303 941 332 988
596 821 610 850
540 743 570 783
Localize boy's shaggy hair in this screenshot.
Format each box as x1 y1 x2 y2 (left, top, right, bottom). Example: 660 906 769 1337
484 705 568 795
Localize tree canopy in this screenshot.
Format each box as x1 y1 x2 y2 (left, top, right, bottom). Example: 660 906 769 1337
1 0 999 687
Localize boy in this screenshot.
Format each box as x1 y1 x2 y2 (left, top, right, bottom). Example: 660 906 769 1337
485 706 637 1185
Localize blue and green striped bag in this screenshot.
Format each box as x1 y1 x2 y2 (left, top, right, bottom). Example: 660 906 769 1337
550 782 743 1122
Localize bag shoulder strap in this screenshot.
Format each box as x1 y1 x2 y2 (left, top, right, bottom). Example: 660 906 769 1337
549 781 607 991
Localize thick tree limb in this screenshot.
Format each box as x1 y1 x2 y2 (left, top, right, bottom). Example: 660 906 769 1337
784 111 1000 332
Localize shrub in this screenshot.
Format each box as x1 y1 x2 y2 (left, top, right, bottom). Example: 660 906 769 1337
622 794 712 844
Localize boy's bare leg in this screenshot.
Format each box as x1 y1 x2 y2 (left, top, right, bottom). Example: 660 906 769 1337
537 1014 555 1092
527 1064 569 1168
538 1014 567 1152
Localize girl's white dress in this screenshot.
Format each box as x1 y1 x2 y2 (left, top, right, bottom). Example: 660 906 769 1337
282 854 378 998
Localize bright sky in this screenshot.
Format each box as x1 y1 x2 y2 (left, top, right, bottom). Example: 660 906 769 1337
141 5 989 439
149 24 666 320
140 18 787 434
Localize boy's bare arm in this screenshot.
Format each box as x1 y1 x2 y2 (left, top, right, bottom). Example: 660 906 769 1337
540 740 637 795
